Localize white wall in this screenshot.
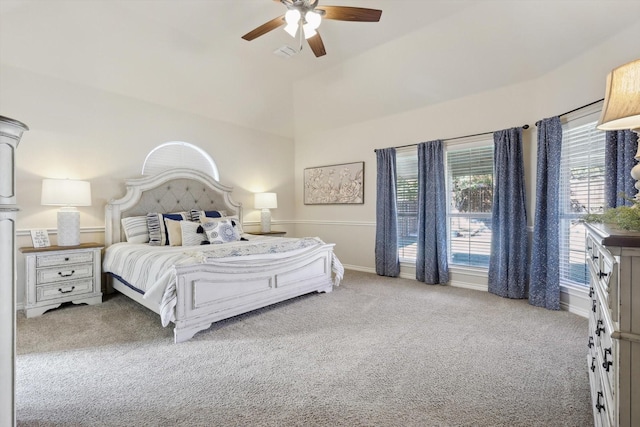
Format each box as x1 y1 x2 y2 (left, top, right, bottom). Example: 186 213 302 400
0 64 295 307
293 22 640 313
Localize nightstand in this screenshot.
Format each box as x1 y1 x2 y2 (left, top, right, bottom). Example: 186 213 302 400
20 243 103 318
248 231 286 237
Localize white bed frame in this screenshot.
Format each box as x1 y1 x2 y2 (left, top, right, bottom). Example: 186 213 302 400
105 168 335 343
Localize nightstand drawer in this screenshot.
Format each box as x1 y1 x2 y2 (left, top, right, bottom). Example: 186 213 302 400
36 263 93 284
36 251 94 268
36 279 94 302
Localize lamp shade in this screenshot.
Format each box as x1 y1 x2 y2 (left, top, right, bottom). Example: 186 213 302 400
597 58 640 130
254 192 277 209
41 179 92 206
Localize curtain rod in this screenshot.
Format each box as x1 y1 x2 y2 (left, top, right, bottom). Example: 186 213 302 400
535 98 605 125
374 124 529 152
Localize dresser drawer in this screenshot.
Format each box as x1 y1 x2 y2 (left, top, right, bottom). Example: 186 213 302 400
36 251 94 268
36 263 93 285
36 279 94 302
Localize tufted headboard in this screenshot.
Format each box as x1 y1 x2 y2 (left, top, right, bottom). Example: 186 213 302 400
105 168 242 246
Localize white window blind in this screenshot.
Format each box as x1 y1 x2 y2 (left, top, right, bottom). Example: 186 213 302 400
446 143 494 267
396 146 418 260
559 115 605 286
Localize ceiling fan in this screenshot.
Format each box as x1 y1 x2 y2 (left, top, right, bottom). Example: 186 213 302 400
241 0 382 58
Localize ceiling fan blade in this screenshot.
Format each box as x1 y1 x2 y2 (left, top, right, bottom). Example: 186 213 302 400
307 32 326 57
241 15 285 41
318 6 382 22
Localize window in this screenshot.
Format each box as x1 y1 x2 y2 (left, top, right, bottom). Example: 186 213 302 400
395 139 494 268
446 142 494 268
396 147 418 260
559 113 605 286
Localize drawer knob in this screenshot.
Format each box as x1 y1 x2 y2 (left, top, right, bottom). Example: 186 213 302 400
64 257 69 261
588 336 594 348
590 357 596 372
58 286 76 294
592 254 599 260
596 392 605 413
603 348 613 372
589 287 594 298
58 270 75 278
595 320 605 336
592 300 597 313
598 271 608 279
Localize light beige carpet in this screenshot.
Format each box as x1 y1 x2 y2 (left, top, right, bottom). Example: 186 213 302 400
16 270 592 426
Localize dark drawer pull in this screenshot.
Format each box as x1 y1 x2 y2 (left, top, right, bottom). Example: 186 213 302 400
58 270 75 277
592 254 599 260
592 300 597 313
590 357 596 372
58 286 76 294
603 348 613 372
589 287 594 297
598 271 608 279
64 257 70 261
596 392 605 413
588 336 594 348
596 320 605 336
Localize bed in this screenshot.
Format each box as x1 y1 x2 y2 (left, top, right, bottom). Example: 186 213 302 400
103 168 342 343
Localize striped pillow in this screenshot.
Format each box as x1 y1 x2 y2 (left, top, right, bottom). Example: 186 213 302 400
121 216 149 244
147 212 189 246
190 209 225 222
180 220 207 246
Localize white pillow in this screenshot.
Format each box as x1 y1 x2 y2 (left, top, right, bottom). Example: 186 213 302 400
180 221 207 246
201 219 241 244
121 216 149 244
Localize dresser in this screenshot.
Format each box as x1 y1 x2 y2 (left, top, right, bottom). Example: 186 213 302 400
585 223 640 427
20 243 103 317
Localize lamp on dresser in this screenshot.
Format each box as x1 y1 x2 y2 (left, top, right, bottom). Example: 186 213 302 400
597 58 640 200
254 192 277 233
41 178 91 246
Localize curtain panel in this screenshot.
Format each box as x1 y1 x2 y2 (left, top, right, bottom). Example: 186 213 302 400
529 117 562 310
488 127 529 299
605 129 638 207
416 140 449 284
375 148 400 277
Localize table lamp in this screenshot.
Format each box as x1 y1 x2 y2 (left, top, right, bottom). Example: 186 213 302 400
41 178 92 246
254 192 277 232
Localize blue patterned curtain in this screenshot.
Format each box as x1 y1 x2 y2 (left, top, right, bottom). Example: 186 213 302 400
488 127 529 299
417 140 449 284
375 148 400 277
529 117 562 310
605 130 638 208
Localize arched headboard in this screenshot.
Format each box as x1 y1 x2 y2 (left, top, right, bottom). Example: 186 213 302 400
105 168 242 246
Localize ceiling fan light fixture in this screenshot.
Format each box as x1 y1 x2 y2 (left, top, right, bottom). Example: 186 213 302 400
305 10 322 29
284 23 298 37
284 9 301 37
303 23 317 39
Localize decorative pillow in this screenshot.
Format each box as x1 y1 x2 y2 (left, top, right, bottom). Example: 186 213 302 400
147 212 189 246
202 219 241 244
121 216 149 244
164 218 184 246
180 220 208 246
190 209 225 222
200 215 243 235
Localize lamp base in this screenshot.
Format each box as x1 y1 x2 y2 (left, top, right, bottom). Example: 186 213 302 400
260 208 272 233
57 208 80 246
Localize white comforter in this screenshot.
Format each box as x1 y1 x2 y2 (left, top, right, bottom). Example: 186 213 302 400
102 236 343 326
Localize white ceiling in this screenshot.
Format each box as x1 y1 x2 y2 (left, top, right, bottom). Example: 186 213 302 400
1 0 639 139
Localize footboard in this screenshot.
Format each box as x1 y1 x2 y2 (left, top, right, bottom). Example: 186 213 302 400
172 243 335 343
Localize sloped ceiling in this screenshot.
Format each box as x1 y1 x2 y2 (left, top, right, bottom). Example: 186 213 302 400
1 0 639 139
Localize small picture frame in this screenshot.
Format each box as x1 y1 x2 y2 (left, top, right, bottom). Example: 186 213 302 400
30 229 51 248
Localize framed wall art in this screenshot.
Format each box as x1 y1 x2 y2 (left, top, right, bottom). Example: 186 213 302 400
304 161 364 205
